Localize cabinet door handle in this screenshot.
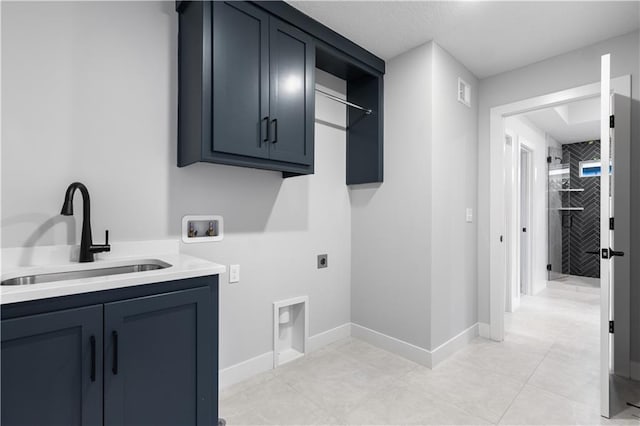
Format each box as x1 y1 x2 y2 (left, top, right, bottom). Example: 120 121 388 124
272 118 278 144
112 330 119 375
90 335 96 382
262 116 269 144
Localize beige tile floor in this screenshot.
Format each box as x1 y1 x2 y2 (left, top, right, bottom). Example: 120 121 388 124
220 287 640 425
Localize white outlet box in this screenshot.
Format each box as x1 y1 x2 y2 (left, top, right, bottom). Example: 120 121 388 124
229 264 240 283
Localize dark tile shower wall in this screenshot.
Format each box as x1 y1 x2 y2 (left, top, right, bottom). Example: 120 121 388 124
561 140 600 278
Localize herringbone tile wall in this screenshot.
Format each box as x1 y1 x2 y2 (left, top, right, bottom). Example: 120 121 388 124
561 140 601 278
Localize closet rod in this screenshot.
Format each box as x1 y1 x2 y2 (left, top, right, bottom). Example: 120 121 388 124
315 89 372 115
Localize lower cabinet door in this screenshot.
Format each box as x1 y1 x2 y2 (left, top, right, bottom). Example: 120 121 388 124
103 287 213 426
1 305 103 426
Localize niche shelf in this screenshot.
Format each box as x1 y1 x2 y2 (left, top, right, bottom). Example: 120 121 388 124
273 296 308 368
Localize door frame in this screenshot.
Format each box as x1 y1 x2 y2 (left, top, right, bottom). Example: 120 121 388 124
488 75 631 343
519 143 534 296
504 132 534 312
504 130 518 313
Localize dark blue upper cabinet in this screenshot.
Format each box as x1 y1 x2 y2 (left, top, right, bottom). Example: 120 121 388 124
268 17 314 165
1 305 103 426
177 1 385 183
179 1 314 176
212 2 270 160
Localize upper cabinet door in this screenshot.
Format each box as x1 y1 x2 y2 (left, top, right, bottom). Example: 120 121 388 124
1 305 103 426
268 17 315 165
212 2 270 159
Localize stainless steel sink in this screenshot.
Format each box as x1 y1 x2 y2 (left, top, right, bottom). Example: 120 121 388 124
1 260 172 286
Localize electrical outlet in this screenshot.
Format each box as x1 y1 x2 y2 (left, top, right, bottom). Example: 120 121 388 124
317 254 328 269
229 264 240 283
466 208 473 223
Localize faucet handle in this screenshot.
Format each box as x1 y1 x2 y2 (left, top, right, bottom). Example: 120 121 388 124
89 229 111 255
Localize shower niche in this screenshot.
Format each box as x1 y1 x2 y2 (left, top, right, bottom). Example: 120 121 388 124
273 296 308 367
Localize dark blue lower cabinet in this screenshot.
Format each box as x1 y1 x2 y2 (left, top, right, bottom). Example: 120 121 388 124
1 305 104 426
1 281 217 426
104 287 213 426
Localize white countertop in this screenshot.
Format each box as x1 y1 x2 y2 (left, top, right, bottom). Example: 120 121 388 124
1 241 225 305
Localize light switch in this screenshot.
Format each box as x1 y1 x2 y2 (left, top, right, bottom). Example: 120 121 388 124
466 208 473 223
229 264 240 283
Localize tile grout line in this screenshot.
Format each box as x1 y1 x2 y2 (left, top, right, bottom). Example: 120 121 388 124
495 323 558 425
278 376 337 422
338 363 424 423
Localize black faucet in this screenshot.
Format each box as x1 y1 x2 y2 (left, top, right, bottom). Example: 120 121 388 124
61 182 111 262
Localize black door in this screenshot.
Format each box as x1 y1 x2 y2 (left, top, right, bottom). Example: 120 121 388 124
103 287 213 426
212 1 270 159
1 305 103 426
268 17 315 165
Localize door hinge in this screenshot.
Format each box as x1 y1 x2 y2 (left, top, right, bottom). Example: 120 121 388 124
546 156 552 164
610 217 615 230
546 264 552 271
610 115 615 128
609 321 615 333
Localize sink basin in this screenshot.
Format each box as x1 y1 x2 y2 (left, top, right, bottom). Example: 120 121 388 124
1 260 172 286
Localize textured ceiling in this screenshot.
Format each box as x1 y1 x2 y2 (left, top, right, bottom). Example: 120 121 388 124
287 1 640 78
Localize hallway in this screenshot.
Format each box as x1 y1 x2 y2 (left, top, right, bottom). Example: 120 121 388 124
220 287 640 425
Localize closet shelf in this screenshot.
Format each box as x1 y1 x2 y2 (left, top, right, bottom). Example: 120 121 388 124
552 207 584 211
553 188 584 192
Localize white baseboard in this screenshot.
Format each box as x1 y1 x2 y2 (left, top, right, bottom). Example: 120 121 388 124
478 322 491 339
219 322 351 389
351 323 432 367
352 322 481 368
431 323 479 367
220 321 481 388
308 323 351 352
219 351 273 390
630 361 640 381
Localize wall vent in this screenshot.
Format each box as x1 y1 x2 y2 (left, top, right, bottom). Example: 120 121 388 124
458 77 471 107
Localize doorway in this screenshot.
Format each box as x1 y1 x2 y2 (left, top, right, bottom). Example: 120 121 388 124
488 72 632 418
504 132 534 313
547 139 602 292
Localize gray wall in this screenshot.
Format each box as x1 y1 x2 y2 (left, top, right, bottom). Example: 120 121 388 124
350 42 433 349
351 41 479 351
477 30 640 360
1 1 352 369
430 44 478 348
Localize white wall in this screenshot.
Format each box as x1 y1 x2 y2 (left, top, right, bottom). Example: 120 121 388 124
478 31 640 361
350 42 433 349
1 1 351 370
504 115 550 296
430 44 478 348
